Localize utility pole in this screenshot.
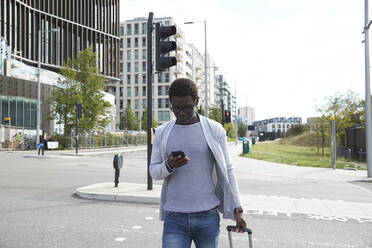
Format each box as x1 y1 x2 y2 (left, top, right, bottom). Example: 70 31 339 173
364 0 372 177
147 12 153 190
234 81 238 145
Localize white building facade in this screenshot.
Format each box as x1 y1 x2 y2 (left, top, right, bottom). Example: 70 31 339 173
238 106 255 125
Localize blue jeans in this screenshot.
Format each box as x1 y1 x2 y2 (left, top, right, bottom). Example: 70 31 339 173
162 208 220 248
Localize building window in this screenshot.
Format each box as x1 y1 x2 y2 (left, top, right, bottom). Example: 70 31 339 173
135 87 139 96
127 62 131 72
127 24 131 35
158 99 163 108
143 62 146 72
135 50 139 60
165 73 170 82
134 23 139 34
165 20 170 26
164 111 170 121
158 74 163 83
120 26 124 36
127 100 131 107
158 86 163 96
127 38 131 48
165 86 169 95
142 49 146 59
120 51 123 60
142 23 147 34
127 75 131 84
120 63 123 73
143 99 147 107
120 75 124 85
135 74 139 84
127 87 131 97
143 86 146 96
120 99 123 110
120 87 124 97
134 37 139 48
135 62 139 72
127 50 131 60
165 99 170 108
142 37 146 47
143 74 146 84
158 111 164 121
135 99 139 109
120 39 124 48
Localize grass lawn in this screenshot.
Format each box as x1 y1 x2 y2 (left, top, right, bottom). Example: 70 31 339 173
241 142 366 170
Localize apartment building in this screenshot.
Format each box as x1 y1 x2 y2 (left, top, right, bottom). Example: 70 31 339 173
115 16 225 128
253 117 302 133
239 106 255 125
216 74 236 121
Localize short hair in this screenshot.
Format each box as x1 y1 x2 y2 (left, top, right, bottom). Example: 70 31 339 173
168 78 198 101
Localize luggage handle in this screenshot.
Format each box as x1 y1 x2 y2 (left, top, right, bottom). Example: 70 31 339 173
227 226 253 248
226 225 252 234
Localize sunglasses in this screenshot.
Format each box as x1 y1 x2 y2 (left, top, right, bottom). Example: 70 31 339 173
170 103 196 113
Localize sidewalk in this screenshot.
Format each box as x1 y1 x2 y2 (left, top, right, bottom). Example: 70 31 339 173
17 145 147 158
75 143 372 220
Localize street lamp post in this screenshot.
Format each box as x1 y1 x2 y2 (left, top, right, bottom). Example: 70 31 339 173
37 28 58 148
184 20 209 117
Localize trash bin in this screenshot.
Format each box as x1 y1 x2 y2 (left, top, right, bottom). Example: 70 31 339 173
243 140 249 154
252 138 256 145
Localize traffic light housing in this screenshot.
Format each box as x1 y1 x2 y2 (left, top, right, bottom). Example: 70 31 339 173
224 110 231 123
155 23 177 71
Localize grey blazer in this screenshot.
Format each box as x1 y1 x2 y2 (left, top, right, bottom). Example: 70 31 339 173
150 114 242 221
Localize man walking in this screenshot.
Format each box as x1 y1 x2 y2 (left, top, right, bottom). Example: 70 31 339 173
150 78 246 248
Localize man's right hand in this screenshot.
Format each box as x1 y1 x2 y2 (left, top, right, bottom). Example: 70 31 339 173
167 154 190 169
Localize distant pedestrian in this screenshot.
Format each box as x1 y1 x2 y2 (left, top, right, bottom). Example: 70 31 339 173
150 78 246 248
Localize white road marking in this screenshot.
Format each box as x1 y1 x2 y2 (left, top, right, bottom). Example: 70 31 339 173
115 237 126 242
145 217 154 220
132 225 142 229
245 209 372 224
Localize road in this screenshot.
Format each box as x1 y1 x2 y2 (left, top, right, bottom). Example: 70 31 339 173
0 145 372 247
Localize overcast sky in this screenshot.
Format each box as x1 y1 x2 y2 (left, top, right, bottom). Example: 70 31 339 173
120 0 366 121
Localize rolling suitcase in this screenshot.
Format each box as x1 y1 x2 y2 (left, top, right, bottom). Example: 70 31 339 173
226 226 253 248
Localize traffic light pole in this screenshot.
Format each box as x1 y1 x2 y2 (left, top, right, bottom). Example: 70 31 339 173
75 99 79 155
147 12 153 190
364 0 372 178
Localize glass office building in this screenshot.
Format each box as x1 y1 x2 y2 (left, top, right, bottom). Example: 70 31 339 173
0 95 41 129
0 0 120 80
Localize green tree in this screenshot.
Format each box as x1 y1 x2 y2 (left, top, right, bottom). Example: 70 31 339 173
238 123 246 138
208 107 222 124
224 123 236 139
141 108 159 131
49 47 111 135
316 90 364 143
120 104 139 130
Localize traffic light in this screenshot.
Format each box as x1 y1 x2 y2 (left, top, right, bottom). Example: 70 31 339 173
224 110 231 123
155 23 177 71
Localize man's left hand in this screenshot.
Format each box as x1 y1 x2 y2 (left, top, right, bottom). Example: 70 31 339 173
233 208 246 233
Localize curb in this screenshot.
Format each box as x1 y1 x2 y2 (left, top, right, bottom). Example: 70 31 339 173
75 182 161 204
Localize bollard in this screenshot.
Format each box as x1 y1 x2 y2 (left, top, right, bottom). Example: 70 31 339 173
348 148 351 160
113 154 123 187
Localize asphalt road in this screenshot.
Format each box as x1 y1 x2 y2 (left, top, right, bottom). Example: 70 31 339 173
0 148 372 247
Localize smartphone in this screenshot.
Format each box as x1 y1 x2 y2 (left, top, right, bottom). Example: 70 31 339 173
171 151 186 158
